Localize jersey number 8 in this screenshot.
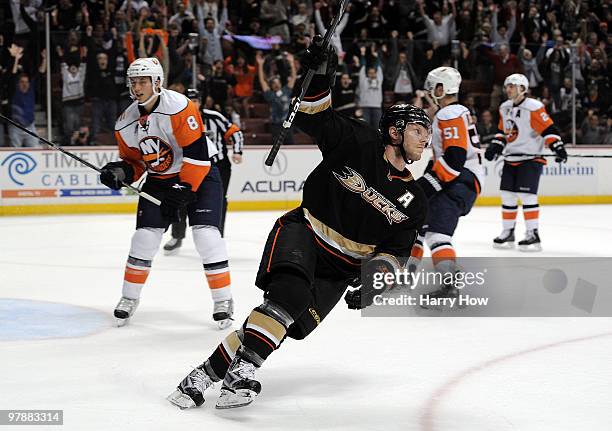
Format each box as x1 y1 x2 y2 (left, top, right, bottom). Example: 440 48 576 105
186 115 199 131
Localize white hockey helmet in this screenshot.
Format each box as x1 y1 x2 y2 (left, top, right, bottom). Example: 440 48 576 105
424 67 462 105
126 57 164 105
503 73 529 98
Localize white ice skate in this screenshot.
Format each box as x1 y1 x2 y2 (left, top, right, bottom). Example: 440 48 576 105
216 357 261 409
113 297 139 327
213 298 234 329
493 228 515 249
167 366 215 409
518 229 542 252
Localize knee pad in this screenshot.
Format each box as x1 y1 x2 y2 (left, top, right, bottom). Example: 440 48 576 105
129 227 164 260
425 232 453 250
192 225 228 263
264 269 313 322
517 192 538 206
501 190 519 207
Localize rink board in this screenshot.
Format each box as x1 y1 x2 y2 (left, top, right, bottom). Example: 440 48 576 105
1 146 611 215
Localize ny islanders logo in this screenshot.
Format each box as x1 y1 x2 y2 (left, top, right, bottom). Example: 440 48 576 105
504 119 519 143
138 136 174 173
333 166 408 225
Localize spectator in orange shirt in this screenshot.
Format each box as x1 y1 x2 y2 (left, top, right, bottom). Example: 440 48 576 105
227 54 256 118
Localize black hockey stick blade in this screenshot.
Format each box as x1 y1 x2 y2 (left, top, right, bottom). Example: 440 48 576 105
264 0 351 166
0 113 161 205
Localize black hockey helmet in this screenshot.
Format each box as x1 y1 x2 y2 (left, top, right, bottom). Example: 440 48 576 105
186 88 201 101
379 103 431 146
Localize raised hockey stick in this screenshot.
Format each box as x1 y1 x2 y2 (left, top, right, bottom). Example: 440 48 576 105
503 153 612 158
0 113 161 205
264 0 351 167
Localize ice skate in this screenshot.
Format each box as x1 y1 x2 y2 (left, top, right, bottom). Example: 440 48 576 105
167 365 215 409
419 283 460 309
213 298 234 329
493 228 515 249
163 238 182 255
216 355 261 409
113 297 139 327
518 229 542 252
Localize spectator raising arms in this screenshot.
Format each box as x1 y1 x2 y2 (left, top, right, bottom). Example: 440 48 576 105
8 45 46 148
256 50 297 144
356 45 383 129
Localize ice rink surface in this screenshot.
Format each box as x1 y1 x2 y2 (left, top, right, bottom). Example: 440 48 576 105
1 205 611 431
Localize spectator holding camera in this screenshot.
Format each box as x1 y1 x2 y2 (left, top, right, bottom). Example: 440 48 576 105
70 126 94 146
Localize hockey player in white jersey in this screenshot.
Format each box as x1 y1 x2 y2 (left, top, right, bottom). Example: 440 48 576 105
410 66 485 299
485 73 567 251
98 57 234 328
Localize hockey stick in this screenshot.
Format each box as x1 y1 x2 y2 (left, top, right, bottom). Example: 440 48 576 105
503 153 612 158
264 0 351 166
0 113 161 205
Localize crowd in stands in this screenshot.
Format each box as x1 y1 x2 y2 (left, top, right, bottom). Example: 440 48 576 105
0 0 610 147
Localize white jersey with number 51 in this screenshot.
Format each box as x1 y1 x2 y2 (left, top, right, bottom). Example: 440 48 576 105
430 103 485 192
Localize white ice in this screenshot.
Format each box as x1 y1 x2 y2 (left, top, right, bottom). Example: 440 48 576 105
1 205 611 431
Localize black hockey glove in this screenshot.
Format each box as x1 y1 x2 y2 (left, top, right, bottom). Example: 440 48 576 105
484 135 506 161
99 161 135 190
300 35 338 83
550 140 568 163
345 254 399 310
160 182 197 222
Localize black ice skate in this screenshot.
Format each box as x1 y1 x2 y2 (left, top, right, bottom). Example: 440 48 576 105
163 238 182 255
419 267 465 310
419 284 460 309
216 355 261 409
213 298 234 329
518 229 542 252
493 228 515 249
167 365 216 409
113 297 139 327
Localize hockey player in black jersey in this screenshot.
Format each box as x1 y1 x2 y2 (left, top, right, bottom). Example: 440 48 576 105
167 38 431 410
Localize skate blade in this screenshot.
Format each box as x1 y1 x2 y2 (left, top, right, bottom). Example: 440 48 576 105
216 318 233 330
163 248 180 256
167 390 197 410
518 244 542 252
492 242 514 249
115 317 130 327
215 388 256 409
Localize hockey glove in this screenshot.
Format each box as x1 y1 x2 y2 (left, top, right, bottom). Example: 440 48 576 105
550 140 568 163
160 182 197 222
345 254 399 310
300 35 338 82
100 161 135 190
484 135 506 161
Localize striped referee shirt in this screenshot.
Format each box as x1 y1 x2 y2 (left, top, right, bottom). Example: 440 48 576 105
201 108 244 162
